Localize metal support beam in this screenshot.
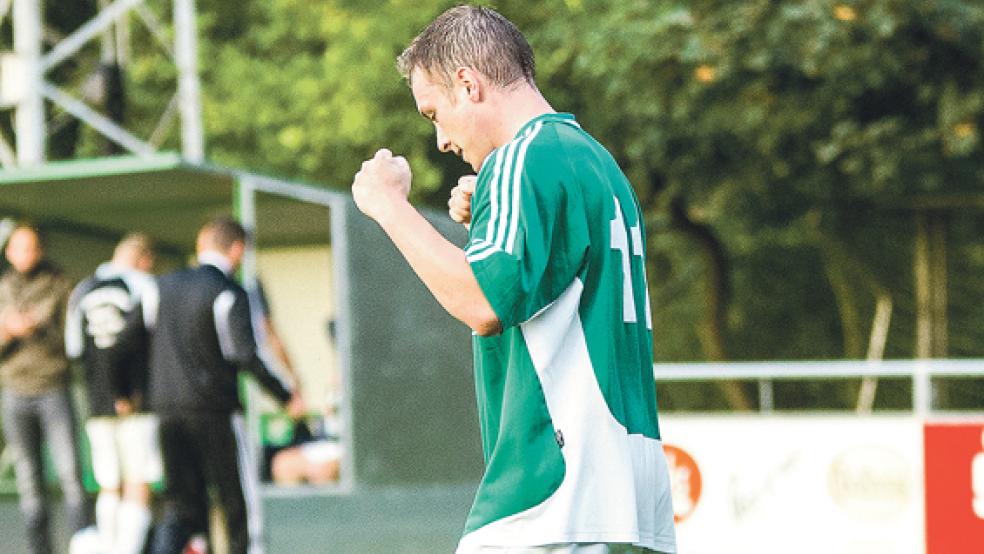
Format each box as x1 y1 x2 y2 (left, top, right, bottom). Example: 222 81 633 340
0 130 16 167
237 175 259 287
0 0 12 23
757 378 774 413
234 171 340 207
134 3 175 58
149 92 180 147
40 82 154 155
174 0 204 162
912 361 932 416
13 0 44 166
9 0 204 164
40 0 143 72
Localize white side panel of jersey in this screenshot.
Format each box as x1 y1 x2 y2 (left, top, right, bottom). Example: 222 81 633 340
458 280 677 552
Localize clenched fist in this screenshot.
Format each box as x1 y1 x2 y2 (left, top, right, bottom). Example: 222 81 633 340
352 148 412 222
448 175 477 229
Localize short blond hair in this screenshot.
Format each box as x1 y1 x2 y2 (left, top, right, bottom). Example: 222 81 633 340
396 5 535 89
114 232 154 260
198 216 247 252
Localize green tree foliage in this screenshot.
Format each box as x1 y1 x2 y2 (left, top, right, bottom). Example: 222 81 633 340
507 0 984 366
24 1 984 395
197 0 464 204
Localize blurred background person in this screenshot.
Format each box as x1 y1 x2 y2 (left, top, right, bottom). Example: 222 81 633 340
196 223 304 395
66 232 160 554
269 389 343 486
147 216 304 554
246 279 302 394
0 223 88 554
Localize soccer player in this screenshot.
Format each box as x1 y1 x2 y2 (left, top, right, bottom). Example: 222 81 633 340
66 232 159 554
351 6 677 554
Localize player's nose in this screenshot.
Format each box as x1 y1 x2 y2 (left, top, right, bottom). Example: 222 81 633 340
436 126 453 153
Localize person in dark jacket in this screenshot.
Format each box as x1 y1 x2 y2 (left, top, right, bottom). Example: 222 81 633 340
0 223 88 554
146 216 304 554
66 232 159 554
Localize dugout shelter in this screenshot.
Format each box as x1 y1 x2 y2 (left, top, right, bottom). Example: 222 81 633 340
0 152 482 502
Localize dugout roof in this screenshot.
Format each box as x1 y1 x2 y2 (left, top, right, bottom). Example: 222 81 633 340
0 152 344 262
0 153 481 490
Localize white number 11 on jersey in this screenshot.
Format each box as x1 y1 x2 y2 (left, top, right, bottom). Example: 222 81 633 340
610 196 653 329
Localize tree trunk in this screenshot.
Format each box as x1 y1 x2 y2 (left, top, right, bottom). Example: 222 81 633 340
914 211 949 359
809 210 896 411
819 243 867 359
668 196 750 411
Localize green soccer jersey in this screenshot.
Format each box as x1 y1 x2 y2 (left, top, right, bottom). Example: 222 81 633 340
458 113 677 552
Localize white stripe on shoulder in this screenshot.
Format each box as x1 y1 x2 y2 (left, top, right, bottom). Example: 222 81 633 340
505 122 544 253
465 240 497 260
491 140 518 250
482 148 506 248
213 290 237 361
142 281 159 330
495 141 517 252
474 124 542 259
466 246 500 263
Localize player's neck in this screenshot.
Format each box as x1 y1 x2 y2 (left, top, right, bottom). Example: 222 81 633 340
489 85 555 146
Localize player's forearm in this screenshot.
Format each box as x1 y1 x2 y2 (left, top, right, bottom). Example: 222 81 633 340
263 320 297 381
243 355 293 404
376 201 501 336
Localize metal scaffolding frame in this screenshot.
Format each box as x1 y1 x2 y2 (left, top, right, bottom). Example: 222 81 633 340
2 0 203 167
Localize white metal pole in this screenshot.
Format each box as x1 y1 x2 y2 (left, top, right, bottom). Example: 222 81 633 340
173 0 203 162
237 175 258 286
13 0 44 166
913 360 932 416
757 378 774 413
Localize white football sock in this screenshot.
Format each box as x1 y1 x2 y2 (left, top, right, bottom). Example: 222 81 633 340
114 500 153 554
95 491 120 551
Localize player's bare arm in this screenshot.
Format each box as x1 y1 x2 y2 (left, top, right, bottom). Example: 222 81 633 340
352 149 501 336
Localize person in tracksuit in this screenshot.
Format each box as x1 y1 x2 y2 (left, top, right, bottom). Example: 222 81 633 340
65 232 159 554
146 217 305 554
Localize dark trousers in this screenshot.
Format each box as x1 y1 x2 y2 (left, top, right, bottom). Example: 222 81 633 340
150 411 262 554
1 387 89 554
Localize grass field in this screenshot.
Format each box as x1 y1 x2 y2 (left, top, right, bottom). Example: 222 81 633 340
1 484 476 553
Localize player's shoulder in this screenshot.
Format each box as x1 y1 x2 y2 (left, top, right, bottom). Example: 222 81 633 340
215 272 248 299
72 274 100 293
120 270 157 297
68 275 101 304
198 265 245 297
478 121 577 179
158 265 206 291
527 112 586 144
522 116 595 173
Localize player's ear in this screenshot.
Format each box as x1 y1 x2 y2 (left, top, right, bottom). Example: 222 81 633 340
228 240 246 266
454 67 482 102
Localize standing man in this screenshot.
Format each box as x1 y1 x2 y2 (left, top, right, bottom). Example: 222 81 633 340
351 6 676 553
0 223 88 554
66 233 160 554
147 216 304 554
194 225 302 392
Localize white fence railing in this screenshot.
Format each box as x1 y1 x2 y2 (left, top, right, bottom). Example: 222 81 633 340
654 359 984 415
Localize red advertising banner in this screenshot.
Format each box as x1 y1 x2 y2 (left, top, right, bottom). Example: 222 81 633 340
924 422 984 554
